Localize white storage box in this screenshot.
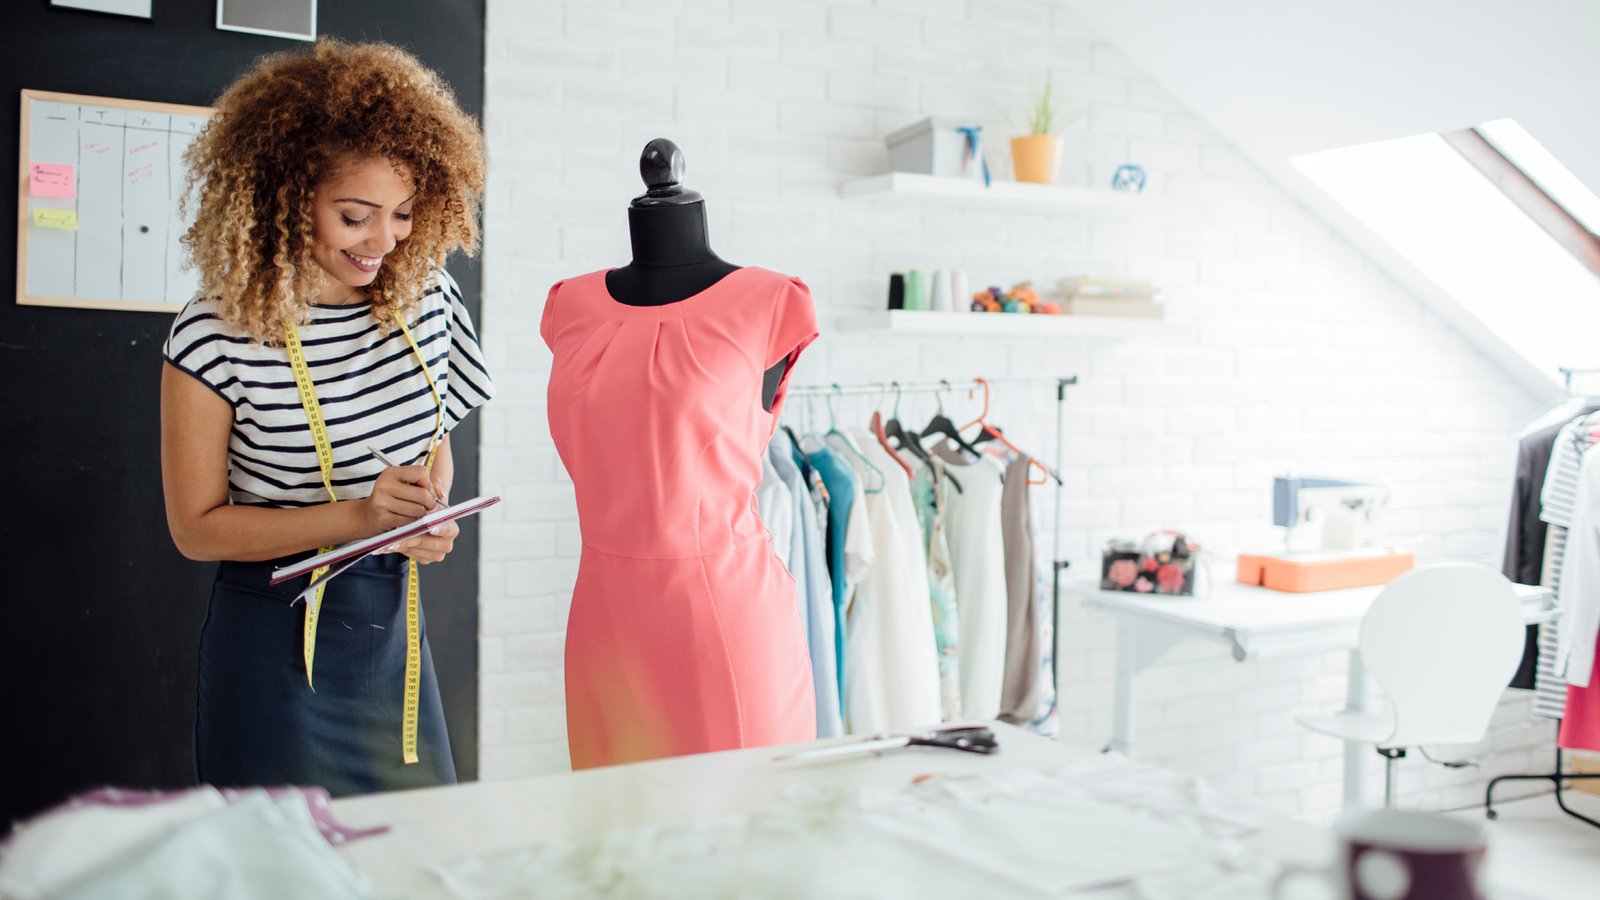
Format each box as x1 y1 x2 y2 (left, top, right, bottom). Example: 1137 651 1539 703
885 117 988 181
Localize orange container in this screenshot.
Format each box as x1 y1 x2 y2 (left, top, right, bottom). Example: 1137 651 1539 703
1236 550 1415 593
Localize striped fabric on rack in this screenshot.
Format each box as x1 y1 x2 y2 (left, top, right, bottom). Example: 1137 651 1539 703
1533 424 1585 719
1534 524 1569 719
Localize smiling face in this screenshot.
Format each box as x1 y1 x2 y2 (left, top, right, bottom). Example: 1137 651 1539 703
310 155 416 303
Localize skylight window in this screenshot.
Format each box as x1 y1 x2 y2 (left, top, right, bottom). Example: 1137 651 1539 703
1477 119 1600 236
1292 125 1600 380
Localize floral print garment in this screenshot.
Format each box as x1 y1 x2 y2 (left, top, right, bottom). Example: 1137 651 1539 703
909 459 963 722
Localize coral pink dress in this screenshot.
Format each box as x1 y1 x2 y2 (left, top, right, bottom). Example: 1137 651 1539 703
541 267 819 769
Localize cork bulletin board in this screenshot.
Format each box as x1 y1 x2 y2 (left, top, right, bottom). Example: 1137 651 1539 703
17 88 212 312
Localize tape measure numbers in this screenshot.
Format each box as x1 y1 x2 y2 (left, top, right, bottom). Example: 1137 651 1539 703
285 309 444 765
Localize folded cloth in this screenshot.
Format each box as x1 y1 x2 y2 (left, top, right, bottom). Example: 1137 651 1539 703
0 785 384 900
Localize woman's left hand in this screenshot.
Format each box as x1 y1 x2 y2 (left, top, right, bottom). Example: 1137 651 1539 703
382 519 459 564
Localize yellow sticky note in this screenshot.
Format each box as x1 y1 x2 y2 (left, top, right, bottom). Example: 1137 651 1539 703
33 208 78 230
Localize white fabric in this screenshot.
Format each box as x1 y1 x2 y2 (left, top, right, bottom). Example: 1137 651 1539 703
1557 450 1600 687
842 435 941 734
327 720 1320 899
940 452 1010 719
61 792 371 900
1 790 371 900
839 443 877 603
757 454 794 572
431 758 1238 900
0 790 226 899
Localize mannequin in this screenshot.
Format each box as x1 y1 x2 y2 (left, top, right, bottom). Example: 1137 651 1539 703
605 139 789 411
543 140 821 769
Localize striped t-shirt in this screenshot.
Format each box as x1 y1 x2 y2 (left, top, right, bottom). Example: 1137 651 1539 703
162 269 494 508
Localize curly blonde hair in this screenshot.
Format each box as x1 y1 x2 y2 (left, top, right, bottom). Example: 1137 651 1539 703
182 39 486 342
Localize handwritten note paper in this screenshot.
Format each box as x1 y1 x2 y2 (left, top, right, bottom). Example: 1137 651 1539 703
33 208 79 230
30 163 77 198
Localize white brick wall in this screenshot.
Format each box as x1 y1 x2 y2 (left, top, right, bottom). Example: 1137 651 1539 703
477 0 1555 822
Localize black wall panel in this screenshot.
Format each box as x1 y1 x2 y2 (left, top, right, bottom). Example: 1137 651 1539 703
2 0 487 822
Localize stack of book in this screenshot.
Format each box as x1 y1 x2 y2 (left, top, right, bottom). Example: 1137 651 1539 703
1054 277 1162 318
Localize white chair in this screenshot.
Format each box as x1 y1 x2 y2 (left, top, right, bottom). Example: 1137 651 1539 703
1296 564 1525 808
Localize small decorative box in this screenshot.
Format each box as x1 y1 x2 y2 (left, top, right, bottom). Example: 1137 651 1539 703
1101 531 1197 595
884 117 989 183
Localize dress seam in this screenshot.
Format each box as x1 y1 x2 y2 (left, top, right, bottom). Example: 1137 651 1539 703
579 537 770 560
696 554 746 748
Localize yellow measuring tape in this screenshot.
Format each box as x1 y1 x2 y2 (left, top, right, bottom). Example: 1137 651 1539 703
285 311 444 765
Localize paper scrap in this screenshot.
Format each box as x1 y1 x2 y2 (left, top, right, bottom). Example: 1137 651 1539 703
33 208 79 230
30 163 76 198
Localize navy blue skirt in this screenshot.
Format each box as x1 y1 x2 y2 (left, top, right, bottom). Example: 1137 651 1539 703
195 552 456 796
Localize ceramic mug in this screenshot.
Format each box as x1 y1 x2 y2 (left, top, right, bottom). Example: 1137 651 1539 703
1274 808 1487 900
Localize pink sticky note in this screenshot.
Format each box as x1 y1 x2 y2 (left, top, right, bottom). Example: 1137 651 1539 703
30 163 76 199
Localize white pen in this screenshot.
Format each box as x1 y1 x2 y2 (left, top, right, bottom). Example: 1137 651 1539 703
368 445 446 509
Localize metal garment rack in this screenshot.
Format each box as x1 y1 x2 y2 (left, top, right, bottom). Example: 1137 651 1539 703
785 376 1079 695
1483 366 1600 827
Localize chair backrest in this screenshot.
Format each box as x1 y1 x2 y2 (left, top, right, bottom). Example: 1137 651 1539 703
1359 563 1525 747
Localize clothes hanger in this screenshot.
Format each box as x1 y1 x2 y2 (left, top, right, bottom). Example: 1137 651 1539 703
882 382 961 493
959 377 1063 486
823 384 886 493
796 392 828 456
1521 369 1600 438
883 382 931 463
920 379 982 458
867 383 915 479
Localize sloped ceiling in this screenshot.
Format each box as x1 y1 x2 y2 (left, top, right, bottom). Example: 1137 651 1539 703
1064 0 1600 395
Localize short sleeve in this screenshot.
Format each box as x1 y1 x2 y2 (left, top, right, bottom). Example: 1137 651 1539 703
842 480 876 587
540 280 564 351
765 276 820 370
436 270 495 433
161 297 237 405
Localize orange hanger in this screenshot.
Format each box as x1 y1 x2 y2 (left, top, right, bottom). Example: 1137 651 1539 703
961 377 1061 486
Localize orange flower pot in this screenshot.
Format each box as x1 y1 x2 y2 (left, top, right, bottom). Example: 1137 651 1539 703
1010 134 1062 185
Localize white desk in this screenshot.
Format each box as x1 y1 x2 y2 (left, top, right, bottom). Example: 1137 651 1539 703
1073 577 1556 808
331 722 1325 898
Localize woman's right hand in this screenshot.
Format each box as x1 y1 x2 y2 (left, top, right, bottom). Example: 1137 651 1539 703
360 465 443 534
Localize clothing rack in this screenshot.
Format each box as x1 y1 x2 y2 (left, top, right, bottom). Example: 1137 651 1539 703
1560 366 1600 388
785 376 1079 708
1485 365 1600 827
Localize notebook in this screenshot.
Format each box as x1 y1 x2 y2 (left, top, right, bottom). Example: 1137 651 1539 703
269 494 501 595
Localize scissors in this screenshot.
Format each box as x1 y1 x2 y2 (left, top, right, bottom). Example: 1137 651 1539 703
772 725 999 764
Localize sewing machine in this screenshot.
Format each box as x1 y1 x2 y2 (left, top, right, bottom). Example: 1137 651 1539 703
1274 476 1390 553
1238 476 1414 592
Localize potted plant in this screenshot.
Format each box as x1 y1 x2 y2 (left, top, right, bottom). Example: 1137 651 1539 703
1011 75 1074 184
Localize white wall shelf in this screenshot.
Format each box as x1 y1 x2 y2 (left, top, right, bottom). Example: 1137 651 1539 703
838 171 1148 218
834 310 1190 340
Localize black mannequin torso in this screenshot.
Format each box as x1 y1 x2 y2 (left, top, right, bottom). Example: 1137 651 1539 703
608 140 789 411
604 203 738 306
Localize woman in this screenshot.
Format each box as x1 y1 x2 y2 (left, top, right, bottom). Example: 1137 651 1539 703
160 40 491 795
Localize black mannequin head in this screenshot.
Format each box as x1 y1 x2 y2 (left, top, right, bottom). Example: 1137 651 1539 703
632 138 703 208
621 138 721 269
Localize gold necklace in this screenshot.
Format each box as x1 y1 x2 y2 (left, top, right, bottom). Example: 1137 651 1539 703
320 287 360 306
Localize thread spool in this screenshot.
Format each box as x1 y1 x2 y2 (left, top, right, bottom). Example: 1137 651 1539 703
950 269 970 313
904 269 927 311
929 269 952 312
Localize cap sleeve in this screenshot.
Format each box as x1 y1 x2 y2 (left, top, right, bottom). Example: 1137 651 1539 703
436 270 495 433
766 275 819 370
161 297 238 406
540 280 564 351
764 275 819 423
